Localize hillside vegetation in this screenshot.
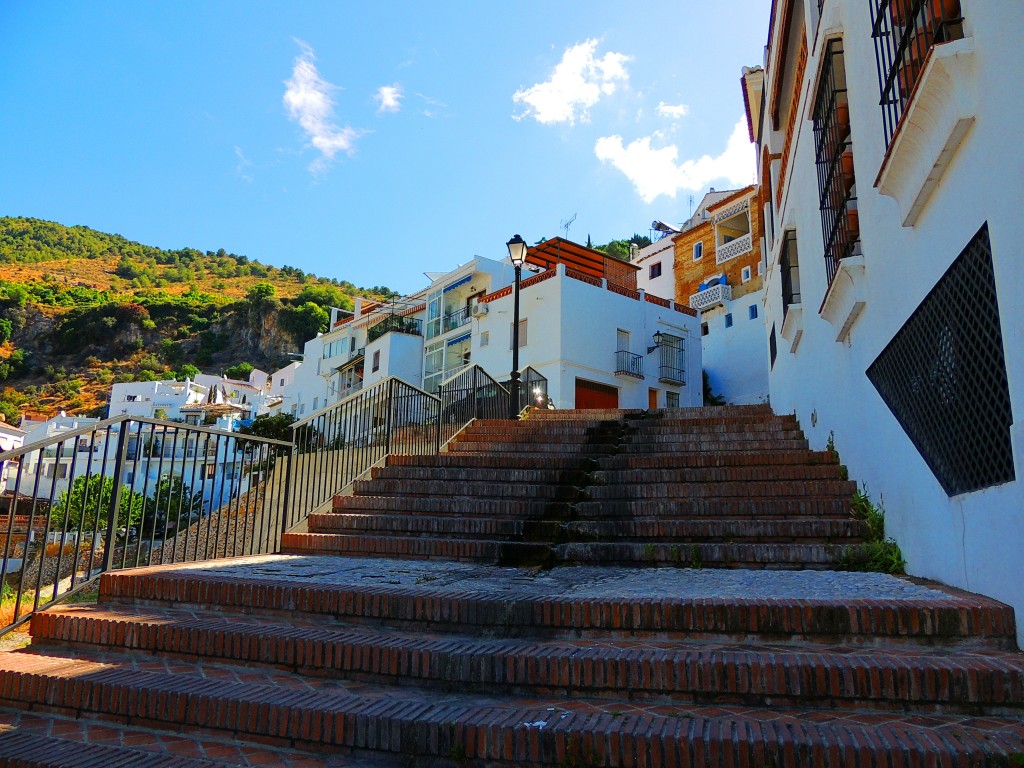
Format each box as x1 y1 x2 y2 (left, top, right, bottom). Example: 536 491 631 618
0 217 395 423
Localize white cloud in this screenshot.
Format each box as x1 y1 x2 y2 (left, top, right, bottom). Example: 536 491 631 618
512 39 630 125
375 84 403 114
233 146 253 183
594 117 754 203
656 101 689 119
283 39 359 173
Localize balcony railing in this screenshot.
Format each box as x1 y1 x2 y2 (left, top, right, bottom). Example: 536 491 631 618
716 232 753 264
689 283 732 312
659 366 685 385
443 306 471 334
615 351 644 379
367 315 423 344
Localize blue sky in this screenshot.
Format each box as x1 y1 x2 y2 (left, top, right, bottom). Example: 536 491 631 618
1 2 770 295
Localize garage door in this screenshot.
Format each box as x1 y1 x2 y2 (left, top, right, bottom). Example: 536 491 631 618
574 378 618 409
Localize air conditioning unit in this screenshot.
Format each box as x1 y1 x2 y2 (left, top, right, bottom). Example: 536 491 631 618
472 302 489 317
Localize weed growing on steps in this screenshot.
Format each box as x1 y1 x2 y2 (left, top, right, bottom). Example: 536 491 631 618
837 486 907 574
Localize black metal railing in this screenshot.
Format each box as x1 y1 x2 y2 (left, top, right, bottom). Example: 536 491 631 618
615 351 644 378
870 0 964 147
657 335 686 385
813 38 859 286
0 417 291 635
443 306 472 333
780 231 802 319
367 315 423 344
284 377 440 531
521 367 551 409
438 365 510 444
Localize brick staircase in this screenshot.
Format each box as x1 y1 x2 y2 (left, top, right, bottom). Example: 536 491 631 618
283 405 865 570
0 406 1021 766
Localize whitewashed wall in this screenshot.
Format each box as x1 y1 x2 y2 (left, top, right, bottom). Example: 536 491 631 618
701 292 770 405
761 0 1024 643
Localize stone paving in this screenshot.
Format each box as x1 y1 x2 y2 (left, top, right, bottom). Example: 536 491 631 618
153 553 955 601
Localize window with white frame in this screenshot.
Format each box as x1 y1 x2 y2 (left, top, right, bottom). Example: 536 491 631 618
480 331 489 347
692 242 703 261
741 266 752 283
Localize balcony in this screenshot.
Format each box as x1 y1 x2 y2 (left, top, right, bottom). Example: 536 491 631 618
368 316 422 344
443 306 471 334
658 366 685 386
614 351 644 379
689 283 732 312
716 232 753 264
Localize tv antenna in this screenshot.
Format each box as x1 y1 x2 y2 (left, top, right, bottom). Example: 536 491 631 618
688 195 695 220
559 213 577 241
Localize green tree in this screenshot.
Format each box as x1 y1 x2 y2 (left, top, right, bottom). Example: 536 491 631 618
294 284 354 312
246 282 277 303
53 475 146 532
0 318 11 344
238 413 296 442
224 362 254 380
143 476 204 535
279 301 329 344
175 364 200 381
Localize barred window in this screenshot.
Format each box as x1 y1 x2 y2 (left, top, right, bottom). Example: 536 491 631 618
780 231 802 318
870 0 964 147
813 39 859 286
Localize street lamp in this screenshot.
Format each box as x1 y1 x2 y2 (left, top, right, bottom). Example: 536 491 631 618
506 234 528 419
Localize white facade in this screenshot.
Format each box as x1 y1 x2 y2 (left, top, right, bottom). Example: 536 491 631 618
753 1 1024 641
700 298 769 405
633 237 676 300
109 379 206 421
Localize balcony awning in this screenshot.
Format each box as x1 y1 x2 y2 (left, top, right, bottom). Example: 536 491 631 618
446 332 471 347
443 275 473 293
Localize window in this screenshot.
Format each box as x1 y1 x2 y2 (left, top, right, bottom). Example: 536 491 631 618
870 0 964 147
693 242 703 261
701 322 709 337
657 334 685 385
749 305 758 320
780 231 802 318
509 319 527 349
125 395 138 402
279 378 285 386
204 463 216 480
666 391 680 408
480 331 489 347
616 329 630 353
770 325 778 369
725 314 733 328
313 397 319 411
649 262 662 279
741 266 752 283
350 336 356 352
371 350 380 372
813 39 859 286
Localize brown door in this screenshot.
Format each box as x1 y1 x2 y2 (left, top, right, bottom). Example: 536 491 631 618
648 388 658 409
574 378 618 409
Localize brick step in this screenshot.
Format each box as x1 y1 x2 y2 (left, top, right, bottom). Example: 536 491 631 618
351 478 583 500
371 465 591 485
447 441 617 455
574 497 852 519
624 427 806 443
395 453 593 471
281 532 552 566
528 405 775 420
591 464 848 483
597 450 839 469
308 512 540 539
462 418 798 437
554 541 851 569
306 515 865 545
586 479 858 500
519 409 649 420
333 495 571 519
1 646 1022 767
0 707 348 767
564 517 868 542
96 561 1019 646
31 604 1024 712
619 437 810 453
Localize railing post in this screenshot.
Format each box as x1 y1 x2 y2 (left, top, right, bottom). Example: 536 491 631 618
102 422 132 572
279 447 296 544
384 378 394 455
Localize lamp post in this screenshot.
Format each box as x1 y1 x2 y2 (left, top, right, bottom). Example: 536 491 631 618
506 234 528 419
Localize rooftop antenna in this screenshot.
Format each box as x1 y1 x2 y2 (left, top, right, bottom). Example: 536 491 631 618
559 213 577 241
688 195 695 220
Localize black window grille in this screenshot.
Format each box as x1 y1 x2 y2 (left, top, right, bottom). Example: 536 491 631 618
813 39 858 286
658 334 685 385
870 0 964 147
780 231 801 319
866 224 1014 496
769 325 777 369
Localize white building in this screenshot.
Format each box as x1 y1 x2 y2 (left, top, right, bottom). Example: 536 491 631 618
0 419 27 496
283 238 702 413
751 1 1024 641
109 372 276 429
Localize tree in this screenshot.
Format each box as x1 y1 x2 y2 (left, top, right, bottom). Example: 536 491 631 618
279 301 329 344
142 476 204 535
238 413 296 442
53 475 146 532
224 362 254 380
175 364 200 381
294 285 354 312
0 318 11 344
